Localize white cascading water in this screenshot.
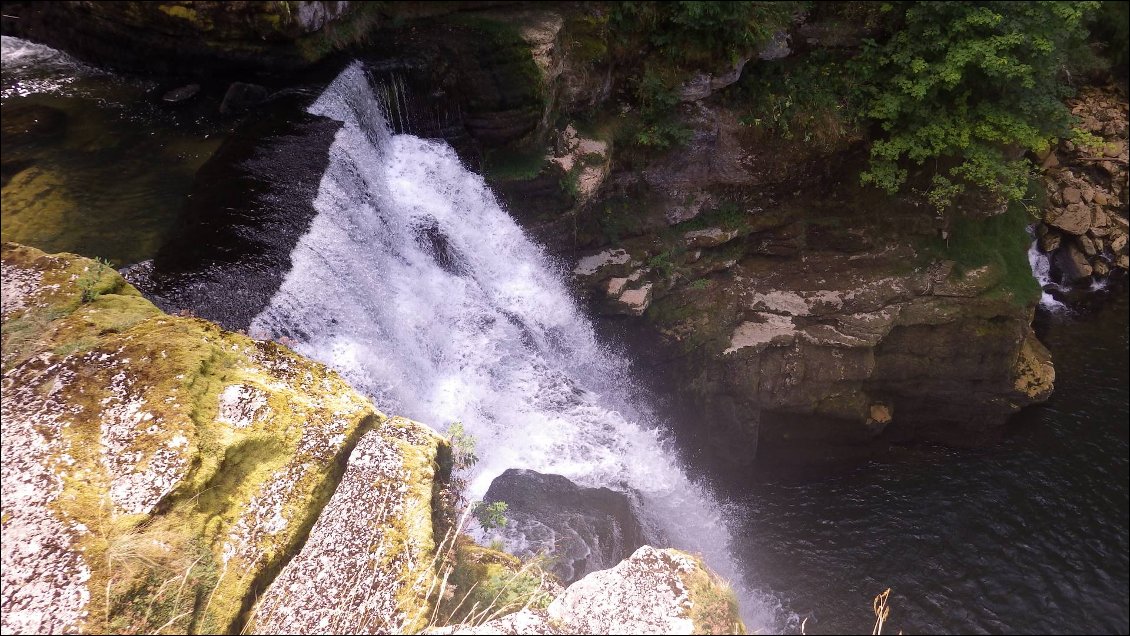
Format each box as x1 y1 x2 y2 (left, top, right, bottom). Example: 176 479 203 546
1026 228 1070 310
251 63 781 630
0 35 96 99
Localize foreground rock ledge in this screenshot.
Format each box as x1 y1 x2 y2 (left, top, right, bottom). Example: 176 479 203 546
436 546 745 636
1 243 745 635
0 242 445 634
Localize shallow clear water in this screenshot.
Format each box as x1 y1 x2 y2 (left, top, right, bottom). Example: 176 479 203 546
0 36 222 266
730 293 1129 634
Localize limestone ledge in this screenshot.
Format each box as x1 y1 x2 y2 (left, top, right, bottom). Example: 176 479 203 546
0 242 446 634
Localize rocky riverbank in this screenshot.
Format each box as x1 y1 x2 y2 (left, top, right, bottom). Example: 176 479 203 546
1036 85 1129 285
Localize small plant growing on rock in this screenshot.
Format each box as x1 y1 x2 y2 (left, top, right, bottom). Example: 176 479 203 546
77 257 112 303
472 501 509 530
448 421 478 472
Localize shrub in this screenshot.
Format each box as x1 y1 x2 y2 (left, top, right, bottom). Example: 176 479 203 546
609 1 801 67
472 501 509 531
853 1 1098 209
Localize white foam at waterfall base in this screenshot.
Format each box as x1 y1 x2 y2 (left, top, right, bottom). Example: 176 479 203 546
1026 227 1068 311
0 35 98 98
251 62 786 631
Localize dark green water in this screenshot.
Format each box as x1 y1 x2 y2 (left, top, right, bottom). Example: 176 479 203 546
731 293 1129 634
1 35 222 266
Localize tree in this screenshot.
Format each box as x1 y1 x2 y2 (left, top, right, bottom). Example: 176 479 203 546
854 1 1098 209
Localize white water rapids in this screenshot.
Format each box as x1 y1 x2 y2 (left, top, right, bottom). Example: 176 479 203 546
249 62 782 629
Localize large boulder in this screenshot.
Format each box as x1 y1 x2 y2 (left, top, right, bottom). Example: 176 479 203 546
483 469 647 584
0 243 447 634
251 419 447 634
547 546 745 635
438 546 745 635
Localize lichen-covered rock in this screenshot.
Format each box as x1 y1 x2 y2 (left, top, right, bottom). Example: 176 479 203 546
574 249 633 283
251 419 446 634
678 56 752 102
546 546 745 635
434 608 561 635
550 124 611 205
0 242 445 634
684 227 743 249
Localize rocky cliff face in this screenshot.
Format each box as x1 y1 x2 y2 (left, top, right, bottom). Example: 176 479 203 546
1036 86 1129 285
515 46 1062 473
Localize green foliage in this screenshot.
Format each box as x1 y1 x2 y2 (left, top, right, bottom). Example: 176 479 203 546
436 538 556 626
447 421 478 472
560 165 581 199
733 50 863 148
921 194 1042 305
472 501 509 530
853 1 1099 208
78 257 113 303
648 247 684 280
677 201 748 232
627 66 693 150
482 147 546 182
606 2 800 152
595 197 647 245
609 1 801 67
1086 1 1129 78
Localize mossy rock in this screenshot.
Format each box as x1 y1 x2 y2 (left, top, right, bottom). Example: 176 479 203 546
0 242 446 634
546 545 745 635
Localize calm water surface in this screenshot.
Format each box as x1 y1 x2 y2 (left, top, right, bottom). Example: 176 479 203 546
1 35 222 266
732 293 1129 634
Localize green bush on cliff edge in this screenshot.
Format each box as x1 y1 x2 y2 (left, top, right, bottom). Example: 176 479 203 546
852 2 1096 209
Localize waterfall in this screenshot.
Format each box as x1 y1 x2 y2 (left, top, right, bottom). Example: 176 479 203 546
1026 227 1068 310
1 35 96 99
250 62 782 630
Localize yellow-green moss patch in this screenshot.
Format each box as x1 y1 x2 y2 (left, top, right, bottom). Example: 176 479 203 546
0 243 437 634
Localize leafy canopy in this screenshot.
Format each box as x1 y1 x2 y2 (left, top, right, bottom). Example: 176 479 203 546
854 1 1098 207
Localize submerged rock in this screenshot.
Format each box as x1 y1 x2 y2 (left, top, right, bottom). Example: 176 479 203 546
161 83 200 103
483 469 647 584
219 82 270 115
